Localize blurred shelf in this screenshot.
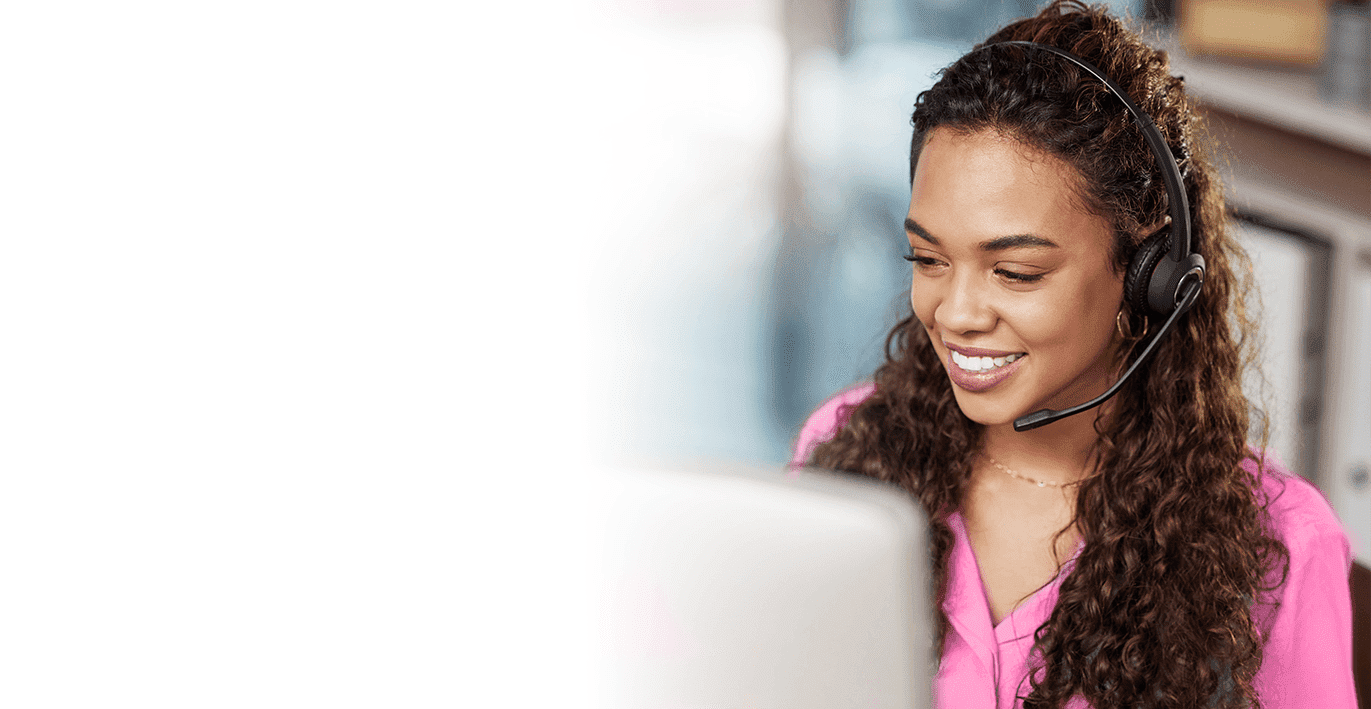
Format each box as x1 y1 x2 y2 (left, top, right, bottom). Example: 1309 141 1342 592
1168 51 1371 156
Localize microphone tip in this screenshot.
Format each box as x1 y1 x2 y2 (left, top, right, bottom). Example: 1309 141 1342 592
1013 409 1056 432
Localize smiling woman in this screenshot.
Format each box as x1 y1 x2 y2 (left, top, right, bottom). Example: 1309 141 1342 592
792 2 1356 708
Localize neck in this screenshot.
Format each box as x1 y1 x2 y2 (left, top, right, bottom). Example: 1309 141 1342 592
981 402 1107 485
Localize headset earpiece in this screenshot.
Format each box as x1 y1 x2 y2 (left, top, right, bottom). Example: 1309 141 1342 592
1124 225 1173 315
1125 223 1206 316
1147 249 1205 315
1124 224 1205 316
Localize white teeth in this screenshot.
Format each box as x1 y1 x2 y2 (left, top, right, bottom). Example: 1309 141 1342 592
951 351 1022 372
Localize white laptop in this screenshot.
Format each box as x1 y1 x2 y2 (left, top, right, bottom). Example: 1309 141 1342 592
601 463 934 709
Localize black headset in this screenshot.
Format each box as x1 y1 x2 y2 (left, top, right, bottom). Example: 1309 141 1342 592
965 42 1207 431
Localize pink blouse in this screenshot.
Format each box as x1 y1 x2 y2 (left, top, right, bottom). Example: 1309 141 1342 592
791 383 1357 709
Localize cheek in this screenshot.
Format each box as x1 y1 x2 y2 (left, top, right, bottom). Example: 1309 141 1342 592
1077 277 1126 344
1018 291 1118 358
1002 304 1055 348
910 281 936 327
1001 297 1093 354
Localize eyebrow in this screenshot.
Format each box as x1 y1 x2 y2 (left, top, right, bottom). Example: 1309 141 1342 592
905 218 1060 251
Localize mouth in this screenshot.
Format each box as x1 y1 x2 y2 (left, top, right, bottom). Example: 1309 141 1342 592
943 343 1027 392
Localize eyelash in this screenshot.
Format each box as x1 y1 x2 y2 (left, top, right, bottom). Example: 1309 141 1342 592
903 253 1044 283
996 269 1043 283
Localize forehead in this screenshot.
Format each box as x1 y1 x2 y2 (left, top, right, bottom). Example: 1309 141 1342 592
908 128 1112 253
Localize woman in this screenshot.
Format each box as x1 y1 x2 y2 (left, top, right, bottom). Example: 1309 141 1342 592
791 2 1355 708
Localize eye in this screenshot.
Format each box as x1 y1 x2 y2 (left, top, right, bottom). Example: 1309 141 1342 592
904 253 943 268
995 267 1044 283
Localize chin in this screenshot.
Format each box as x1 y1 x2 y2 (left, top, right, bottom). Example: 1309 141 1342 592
949 390 1023 427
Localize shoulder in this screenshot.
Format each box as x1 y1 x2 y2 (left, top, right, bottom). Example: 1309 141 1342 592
1242 451 1351 569
789 383 878 468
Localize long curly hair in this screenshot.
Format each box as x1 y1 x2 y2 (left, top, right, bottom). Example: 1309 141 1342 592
808 2 1291 707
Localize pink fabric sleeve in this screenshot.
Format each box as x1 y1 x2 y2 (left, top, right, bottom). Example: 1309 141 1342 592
788 383 877 469
1252 473 1357 708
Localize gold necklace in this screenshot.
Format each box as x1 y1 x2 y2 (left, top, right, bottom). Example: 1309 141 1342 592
986 455 1097 488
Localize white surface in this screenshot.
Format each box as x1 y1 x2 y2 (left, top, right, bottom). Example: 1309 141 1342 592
582 6 789 464
603 464 933 709
0 0 789 706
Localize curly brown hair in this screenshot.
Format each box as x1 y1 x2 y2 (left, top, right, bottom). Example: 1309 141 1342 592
808 2 1291 707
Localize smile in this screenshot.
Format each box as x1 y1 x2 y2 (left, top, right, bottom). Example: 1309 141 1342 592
951 351 1023 372
943 344 1027 392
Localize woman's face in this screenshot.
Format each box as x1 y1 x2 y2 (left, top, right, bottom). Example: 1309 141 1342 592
906 128 1125 427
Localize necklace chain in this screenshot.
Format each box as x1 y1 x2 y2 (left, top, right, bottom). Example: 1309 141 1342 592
986 455 1097 488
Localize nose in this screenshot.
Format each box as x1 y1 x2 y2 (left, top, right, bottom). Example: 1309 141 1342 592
931 269 996 336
